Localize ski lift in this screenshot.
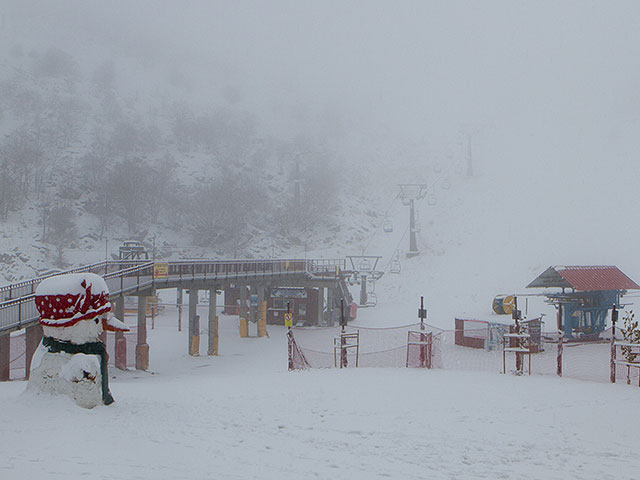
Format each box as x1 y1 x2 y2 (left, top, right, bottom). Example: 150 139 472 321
390 260 401 274
367 292 378 306
358 258 372 271
441 178 451 190
383 219 393 233
427 194 437 206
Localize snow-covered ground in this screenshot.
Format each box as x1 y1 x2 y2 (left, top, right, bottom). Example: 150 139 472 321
1 300 639 480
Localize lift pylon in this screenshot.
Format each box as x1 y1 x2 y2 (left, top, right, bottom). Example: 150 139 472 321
398 184 427 258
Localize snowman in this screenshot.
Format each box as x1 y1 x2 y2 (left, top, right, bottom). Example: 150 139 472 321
27 272 129 408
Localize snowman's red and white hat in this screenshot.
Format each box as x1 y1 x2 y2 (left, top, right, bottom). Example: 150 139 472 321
35 272 127 331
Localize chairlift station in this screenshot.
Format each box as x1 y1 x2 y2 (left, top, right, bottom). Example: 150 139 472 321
527 265 640 338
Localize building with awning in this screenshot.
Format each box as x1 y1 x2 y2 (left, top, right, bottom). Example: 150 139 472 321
527 266 640 338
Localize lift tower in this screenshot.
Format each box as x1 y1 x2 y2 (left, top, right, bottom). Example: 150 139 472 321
398 184 427 258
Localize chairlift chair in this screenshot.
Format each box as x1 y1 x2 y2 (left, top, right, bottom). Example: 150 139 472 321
367 292 378 306
441 178 451 190
358 259 372 271
383 219 393 233
427 194 437 206
390 260 401 274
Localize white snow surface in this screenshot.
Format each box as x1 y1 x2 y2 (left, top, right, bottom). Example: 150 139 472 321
35 273 110 297
2 302 639 479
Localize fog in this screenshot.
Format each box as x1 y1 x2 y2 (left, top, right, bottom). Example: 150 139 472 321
2 1 640 270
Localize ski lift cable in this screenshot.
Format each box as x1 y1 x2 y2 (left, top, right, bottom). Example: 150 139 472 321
382 222 410 275
361 191 402 255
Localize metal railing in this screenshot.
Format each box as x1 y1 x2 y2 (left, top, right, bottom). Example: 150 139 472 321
0 258 346 333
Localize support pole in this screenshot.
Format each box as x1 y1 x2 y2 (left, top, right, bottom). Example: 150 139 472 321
317 287 324 326
360 274 368 306
239 284 248 337
327 287 334 327
208 288 218 355
240 284 248 320
0 334 10 381
188 289 198 356
113 297 127 369
136 296 149 370
409 199 418 255
25 323 43 379
177 288 183 332
287 302 293 370
611 305 618 384
340 299 347 368
557 304 563 377
250 285 258 335
513 297 522 375
258 286 267 337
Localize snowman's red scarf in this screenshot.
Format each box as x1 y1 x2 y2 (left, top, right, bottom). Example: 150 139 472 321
42 336 115 406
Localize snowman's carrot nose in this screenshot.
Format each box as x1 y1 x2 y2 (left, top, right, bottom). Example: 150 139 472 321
102 314 130 332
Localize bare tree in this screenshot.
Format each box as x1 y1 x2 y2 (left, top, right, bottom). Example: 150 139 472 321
47 205 77 266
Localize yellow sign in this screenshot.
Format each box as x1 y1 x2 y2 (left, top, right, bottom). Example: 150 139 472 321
154 262 169 279
284 313 293 327
502 296 515 315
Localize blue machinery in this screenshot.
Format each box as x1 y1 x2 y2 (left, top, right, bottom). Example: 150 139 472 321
527 266 639 339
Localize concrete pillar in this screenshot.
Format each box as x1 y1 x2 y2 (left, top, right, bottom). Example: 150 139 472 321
208 288 218 355
25 323 43 379
327 287 334 327
250 285 258 335
258 286 266 338
317 287 324 326
189 289 198 356
136 296 149 371
0 334 10 381
177 288 183 332
239 284 247 320
114 297 126 368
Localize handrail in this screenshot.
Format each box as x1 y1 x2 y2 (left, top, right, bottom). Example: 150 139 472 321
0 261 110 295
0 258 347 334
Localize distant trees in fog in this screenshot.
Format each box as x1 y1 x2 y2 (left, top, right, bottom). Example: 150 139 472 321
0 45 345 259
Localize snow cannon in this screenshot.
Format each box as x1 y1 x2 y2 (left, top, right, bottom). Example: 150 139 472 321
27 272 129 409
492 295 516 315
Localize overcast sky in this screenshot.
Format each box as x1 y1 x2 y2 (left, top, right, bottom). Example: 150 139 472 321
4 1 640 192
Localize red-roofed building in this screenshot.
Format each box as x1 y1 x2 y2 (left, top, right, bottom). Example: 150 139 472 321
528 266 639 338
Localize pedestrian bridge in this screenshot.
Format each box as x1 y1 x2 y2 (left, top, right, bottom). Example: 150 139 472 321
0 258 353 380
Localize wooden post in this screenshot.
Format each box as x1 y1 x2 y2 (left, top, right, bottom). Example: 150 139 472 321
611 305 617 384
177 288 183 332
208 288 217 355
114 297 126 369
557 304 563 377
0 334 10 381
190 315 200 356
188 289 198 355
418 296 427 367
151 296 156 330
317 287 324 326
239 284 247 322
25 323 43 379
287 302 293 371
340 299 347 368
258 290 267 339
513 297 522 374
136 296 149 370
327 287 334 326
